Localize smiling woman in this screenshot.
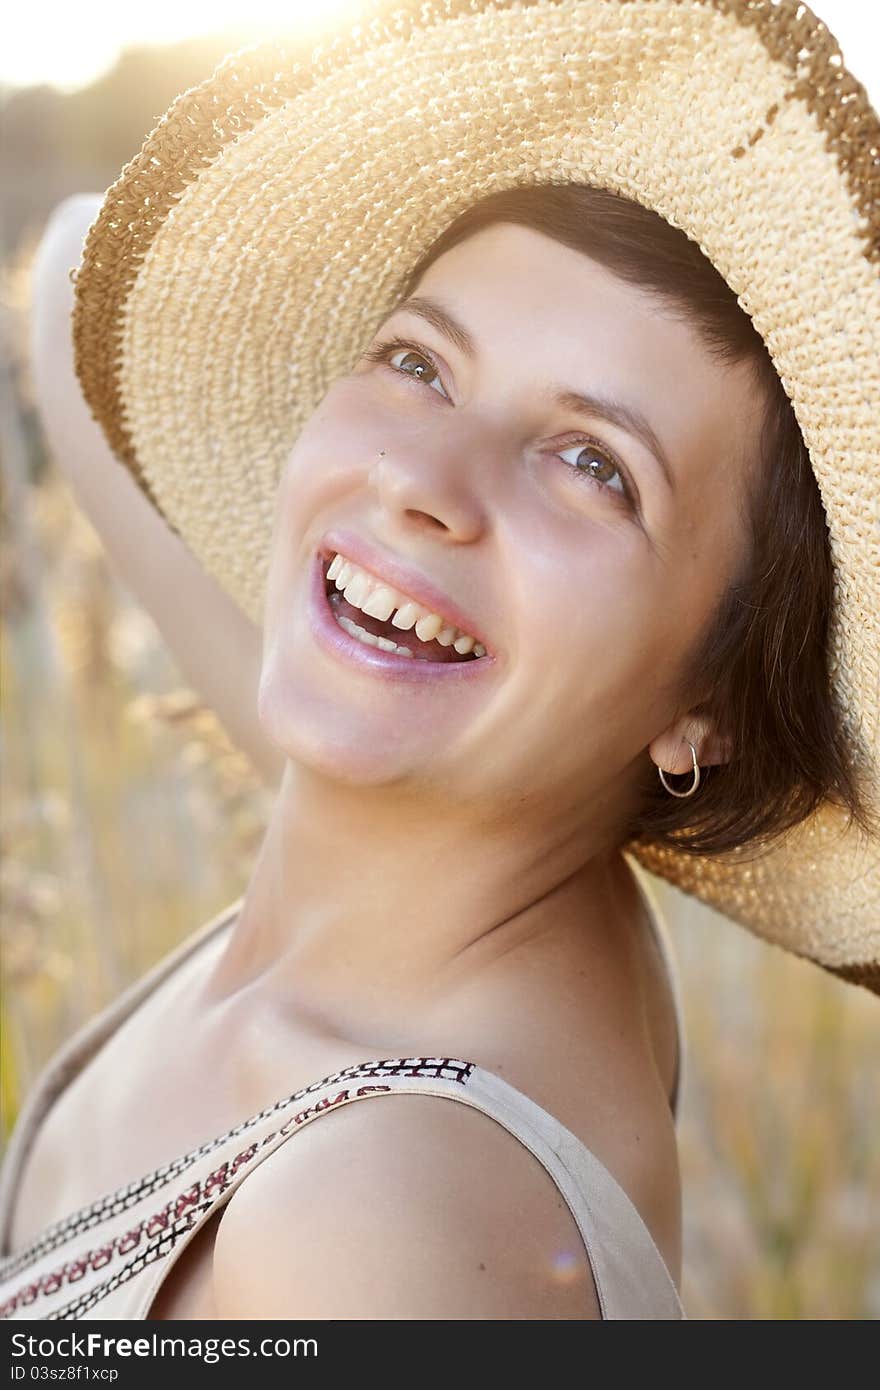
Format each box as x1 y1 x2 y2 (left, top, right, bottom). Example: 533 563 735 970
1 0 878 1327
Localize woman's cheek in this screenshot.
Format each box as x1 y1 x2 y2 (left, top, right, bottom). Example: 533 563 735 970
295 380 398 485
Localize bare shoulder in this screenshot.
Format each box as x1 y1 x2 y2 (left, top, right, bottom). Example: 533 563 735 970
212 1091 601 1320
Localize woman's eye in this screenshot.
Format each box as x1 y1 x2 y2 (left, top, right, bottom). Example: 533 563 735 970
557 441 633 505
386 347 448 397
361 337 450 399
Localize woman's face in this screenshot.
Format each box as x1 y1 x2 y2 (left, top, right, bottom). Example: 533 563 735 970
259 222 764 832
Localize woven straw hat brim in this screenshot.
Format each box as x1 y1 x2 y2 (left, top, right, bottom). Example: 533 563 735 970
71 0 880 993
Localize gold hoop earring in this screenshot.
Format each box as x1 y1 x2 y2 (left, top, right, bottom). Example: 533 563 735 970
658 740 701 798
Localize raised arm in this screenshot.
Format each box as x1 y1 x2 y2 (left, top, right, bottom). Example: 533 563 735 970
29 195 285 788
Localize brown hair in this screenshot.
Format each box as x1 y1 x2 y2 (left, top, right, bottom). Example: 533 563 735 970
399 183 878 860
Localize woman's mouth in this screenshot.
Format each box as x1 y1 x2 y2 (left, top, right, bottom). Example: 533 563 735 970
309 551 496 682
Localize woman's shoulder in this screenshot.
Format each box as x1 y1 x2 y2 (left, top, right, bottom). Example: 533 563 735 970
209 1027 681 1319
211 1081 605 1318
209 887 683 1317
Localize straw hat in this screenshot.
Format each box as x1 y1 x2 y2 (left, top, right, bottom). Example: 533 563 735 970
70 0 879 993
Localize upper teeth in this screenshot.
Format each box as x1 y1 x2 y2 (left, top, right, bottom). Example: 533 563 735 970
326 553 486 657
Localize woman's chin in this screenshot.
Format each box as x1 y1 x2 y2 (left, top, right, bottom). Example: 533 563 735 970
256 669 441 789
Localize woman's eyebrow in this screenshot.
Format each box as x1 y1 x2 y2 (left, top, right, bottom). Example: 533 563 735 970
388 295 477 358
388 294 675 495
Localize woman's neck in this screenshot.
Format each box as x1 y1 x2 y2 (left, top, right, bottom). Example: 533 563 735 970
201 758 631 1037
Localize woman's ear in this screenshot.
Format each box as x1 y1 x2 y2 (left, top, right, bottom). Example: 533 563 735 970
648 715 733 776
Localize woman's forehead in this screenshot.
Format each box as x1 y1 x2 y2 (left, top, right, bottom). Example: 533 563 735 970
414 223 709 355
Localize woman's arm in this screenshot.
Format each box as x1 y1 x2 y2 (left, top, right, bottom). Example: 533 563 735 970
29 195 285 788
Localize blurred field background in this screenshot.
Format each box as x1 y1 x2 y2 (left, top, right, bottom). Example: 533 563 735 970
1 0 878 1321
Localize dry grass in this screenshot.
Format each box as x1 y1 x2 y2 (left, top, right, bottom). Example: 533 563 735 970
670 894 879 1318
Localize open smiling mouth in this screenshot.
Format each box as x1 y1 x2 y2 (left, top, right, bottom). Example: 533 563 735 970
321 555 487 665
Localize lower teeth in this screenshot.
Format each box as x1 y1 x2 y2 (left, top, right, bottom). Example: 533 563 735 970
334 610 417 658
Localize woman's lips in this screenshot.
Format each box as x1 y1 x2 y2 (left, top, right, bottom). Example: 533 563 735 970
309 551 497 684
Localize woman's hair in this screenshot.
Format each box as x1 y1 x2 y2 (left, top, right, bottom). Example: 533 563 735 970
398 183 878 860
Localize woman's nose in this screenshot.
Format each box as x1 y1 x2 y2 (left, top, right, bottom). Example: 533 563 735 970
368 433 493 539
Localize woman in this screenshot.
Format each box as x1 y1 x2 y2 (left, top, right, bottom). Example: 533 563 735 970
0 0 877 1321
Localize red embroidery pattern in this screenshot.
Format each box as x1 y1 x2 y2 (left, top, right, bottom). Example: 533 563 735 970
0 1058 473 1321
